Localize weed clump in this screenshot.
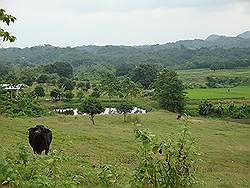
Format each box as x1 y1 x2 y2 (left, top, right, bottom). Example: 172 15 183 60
131 118 199 187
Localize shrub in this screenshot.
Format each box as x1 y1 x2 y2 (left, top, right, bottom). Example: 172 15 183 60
0 145 80 187
33 85 45 98
199 99 213 115
131 119 198 187
65 90 74 101
11 93 47 117
97 164 120 187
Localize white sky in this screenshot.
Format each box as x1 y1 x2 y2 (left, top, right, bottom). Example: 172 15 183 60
1 0 250 48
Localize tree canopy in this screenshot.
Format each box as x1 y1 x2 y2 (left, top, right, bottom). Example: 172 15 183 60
154 69 186 113
117 101 134 122
132 64 158 89
79 97 104 125
44 61 73 78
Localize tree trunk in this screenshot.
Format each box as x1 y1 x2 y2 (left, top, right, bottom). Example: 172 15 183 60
90 114 95 125
123 114 127 122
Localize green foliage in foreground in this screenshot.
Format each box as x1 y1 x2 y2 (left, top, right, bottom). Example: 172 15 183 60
132 123 198 188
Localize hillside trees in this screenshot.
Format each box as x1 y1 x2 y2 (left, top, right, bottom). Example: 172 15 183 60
77 80 91 92
44 61 73 78
119 77 142 99
57 77 75 91
0 63 11 77
154 69 186 112
100 74 120 100
132 64 158 88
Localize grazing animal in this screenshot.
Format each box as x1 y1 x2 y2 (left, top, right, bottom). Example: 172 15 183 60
28 125 52 155
177 114 182 120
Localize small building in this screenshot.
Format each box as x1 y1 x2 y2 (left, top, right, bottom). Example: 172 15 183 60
0 84 24 96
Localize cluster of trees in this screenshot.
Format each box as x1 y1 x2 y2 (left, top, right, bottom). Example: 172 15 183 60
206 76 242 88
1 43 250 71
199 99 250 119
0 88 47 117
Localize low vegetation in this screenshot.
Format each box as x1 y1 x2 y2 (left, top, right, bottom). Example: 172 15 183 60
0 112 249 187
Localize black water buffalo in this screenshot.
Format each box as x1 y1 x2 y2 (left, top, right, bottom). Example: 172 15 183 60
28 125 52 155
177 114 182 120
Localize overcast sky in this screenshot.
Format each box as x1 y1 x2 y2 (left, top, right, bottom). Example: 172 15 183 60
1 0 250 48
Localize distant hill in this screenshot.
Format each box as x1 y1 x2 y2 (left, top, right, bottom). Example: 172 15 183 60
0 31 250 70
159 31 250 49
237 31 250 39
206 34 224 42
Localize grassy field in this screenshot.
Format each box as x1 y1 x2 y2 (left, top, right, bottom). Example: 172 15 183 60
0 112 249 187
186 86 250 100
178 67 250 85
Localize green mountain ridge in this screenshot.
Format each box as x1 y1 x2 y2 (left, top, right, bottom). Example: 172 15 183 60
0 31 250 70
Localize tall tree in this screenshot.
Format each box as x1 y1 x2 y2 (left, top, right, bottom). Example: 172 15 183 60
119 77 142 99
0 9 16 43
100 74 120 100
117 101 134 122
154 69 186 113
132 64 158 89
33 85 45 98
79 97 104 125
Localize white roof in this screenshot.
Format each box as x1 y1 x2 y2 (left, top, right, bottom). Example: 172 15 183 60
0 84 23 90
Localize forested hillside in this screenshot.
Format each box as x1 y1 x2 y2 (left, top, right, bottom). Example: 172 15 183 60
1 32 250 70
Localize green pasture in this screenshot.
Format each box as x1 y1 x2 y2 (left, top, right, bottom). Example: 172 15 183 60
178 67 250 85
0 111 249 187
186 86 250 100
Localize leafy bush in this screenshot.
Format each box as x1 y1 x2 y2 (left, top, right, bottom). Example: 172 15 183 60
0 91 47 117
198 100 249 119
97 164 120 187
0 145 81 187
154 69 186 113
65 90 74 101
33 85 45 98
206 76 242 88
199 99 213 115
131 119 198 187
